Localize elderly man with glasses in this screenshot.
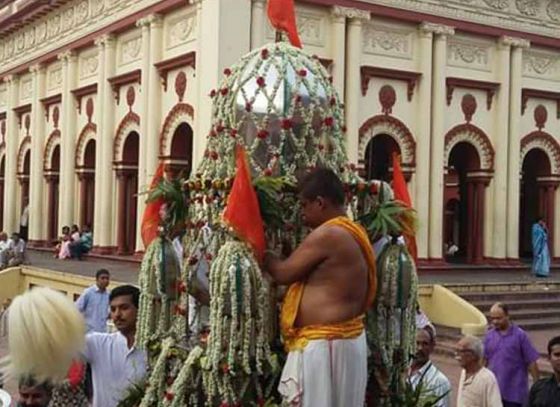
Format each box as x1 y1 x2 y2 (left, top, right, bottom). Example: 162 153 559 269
456 335 502 407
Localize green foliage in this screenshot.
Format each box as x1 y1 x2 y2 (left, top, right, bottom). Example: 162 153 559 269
146 176 188 233
359 200 412 242
397 376 449 407
253 176 296 229
116 378 146 407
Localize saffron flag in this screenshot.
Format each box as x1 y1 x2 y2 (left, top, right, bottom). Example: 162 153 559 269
392 153 418 261
267 0 302 48
223 145 266 262
141 163 166 247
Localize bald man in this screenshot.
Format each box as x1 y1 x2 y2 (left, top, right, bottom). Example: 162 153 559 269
484 302 540 407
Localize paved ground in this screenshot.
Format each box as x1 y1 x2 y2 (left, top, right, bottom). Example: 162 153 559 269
0 250 557 403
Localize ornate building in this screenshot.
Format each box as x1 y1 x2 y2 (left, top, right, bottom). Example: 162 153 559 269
1 0 560 265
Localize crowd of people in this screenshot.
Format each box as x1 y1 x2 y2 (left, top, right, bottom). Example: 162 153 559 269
54 225 93 261
0 232 26 269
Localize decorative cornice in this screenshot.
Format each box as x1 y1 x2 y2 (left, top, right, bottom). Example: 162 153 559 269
13 103 31 128
71 83 97 114
136 13 162 28
500 35 531 48
108 69 141 105
57 50 77 63
40 93 61 120
154 51 196 91
360 66 422 100
94 34 116 48
446 77 500 110
521 88 560 118
331 6 370 21
419 22 455 36
28 63 45 74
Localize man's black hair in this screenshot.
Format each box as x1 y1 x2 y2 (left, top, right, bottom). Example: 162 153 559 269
18 375 52 393
299 167 345 207
493 302 509 316
547 335 560 355
109 285 140 308
95 269 110 279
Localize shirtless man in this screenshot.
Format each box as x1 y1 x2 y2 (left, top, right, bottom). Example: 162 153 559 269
266 168 376 407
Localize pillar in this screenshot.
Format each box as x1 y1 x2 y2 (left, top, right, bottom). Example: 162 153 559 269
415 23 436 259
92 38 105 250
489 38 513 260
250 0 266 49
3 75 19 234
94 34 117 253
427 24 454 260
45 175 58 242
344 8 370 165
57 50 78 230
28 64 47 245
330 6 347 98
116 170 127 254
194 0 252 169
505 37 531 259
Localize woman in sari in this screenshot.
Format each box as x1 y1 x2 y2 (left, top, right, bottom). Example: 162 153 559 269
532 217 551 277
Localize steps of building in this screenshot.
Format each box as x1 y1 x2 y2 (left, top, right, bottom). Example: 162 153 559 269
471 298 560 311
457 289 560 303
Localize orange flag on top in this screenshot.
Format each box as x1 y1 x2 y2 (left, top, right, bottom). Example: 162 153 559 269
141 163 166 247
267 0 302 48
392 153 418 262
223 145 266 262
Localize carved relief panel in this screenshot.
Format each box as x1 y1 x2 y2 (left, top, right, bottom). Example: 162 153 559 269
119 33 142 67
362 20 414 60
0 86 6 108
79 51 100 80
20 76 33 101
448 37 492 72
523 49 560 81
48 65 63 92
265 9 327 47
165 10 197 51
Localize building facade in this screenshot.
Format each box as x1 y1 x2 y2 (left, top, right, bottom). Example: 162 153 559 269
1 0 560 264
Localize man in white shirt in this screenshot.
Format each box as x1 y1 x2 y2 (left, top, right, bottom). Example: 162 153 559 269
456 335 502 407
409 328 451 406
6 232 26 267
83 285 147 407
0 232 9 268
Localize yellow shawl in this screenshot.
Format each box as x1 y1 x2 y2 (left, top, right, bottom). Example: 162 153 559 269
280 216 377 351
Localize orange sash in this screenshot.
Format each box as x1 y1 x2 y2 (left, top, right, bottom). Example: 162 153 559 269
280 216 377 351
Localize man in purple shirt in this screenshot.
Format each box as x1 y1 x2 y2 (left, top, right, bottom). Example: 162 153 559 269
484 302 540 407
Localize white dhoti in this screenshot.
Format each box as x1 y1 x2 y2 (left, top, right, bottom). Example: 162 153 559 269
279 331 367 407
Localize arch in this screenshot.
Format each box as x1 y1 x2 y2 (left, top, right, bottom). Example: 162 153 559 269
17 136 31 175
43 129 61 172
75 123 97 168
0 142 5 161
358 115 416 168
520 130 560 176
159 103 195 157
114 112 140 162
444 123 495 172
364 134 401 182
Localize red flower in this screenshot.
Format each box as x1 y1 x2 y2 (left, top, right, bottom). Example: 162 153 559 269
165 391 174 401
220 88 229 96
298 69 307 77
257 399 265 407
370 183 379 194
281 118 292 130
223 68 232 76
222 364 230 374
205 253 213 261
230 129 238 138
330 97 336 106
257 129 269 139
209 89 217 98
177 281 187 293
209 130 217 138
205 195 213 204
245 102 253 112
317 144 324 151
256 76 266 87
295 94 302 103
263 168 272 176
174 305 186 316
216 124 225 133
210 151 219 160
189 256 199 266
261 48 269 59
324 116 334 127
349 163 356 171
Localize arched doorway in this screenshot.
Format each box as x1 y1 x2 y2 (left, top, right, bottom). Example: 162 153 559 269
444 142 489 264
116 131 139 255
78 139 96 229
45 145 60 243
363 134 400 182
519 149 556 257
162 122 193 178
0 155 4 230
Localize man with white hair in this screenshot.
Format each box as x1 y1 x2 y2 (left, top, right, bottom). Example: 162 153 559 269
456 335 502 407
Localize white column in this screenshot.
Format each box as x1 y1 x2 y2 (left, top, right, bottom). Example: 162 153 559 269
344 8 370 165
427 23 454 260
194 0 252 169
92 39 106 250
28 64 47 244
250 0 266 49
57 51 78 230
97 34 117 251
3 75 19 234
330 7 347 98
490 37 513 259
415 23 435 259
145 14 163 182
506 37 531 259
